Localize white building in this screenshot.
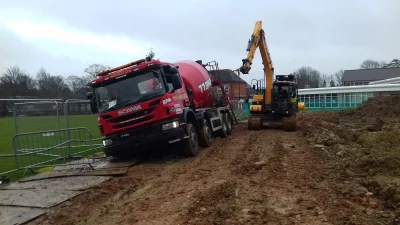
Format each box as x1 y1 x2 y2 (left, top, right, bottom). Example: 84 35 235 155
298 84 400 112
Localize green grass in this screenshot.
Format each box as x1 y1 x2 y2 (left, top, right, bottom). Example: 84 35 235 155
233 110 249 122
0 115 102 180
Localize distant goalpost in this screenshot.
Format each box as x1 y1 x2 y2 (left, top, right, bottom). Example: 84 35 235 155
0 98 63 116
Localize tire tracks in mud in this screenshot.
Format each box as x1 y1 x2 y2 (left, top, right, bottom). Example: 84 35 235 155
180 128 334 225
27 124 334 225
179 129 291 224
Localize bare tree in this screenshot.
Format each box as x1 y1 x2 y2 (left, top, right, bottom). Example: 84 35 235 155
293 66 321 88
84 64 111 79
0 66 36 98
320 74 330 87
66 75 91 98
383 59 400 68
320 74 337 87
329 80 335 87
36 67 51 95
360 59 386 69
333 69 344 86
36 68 70 98
52 76 71 98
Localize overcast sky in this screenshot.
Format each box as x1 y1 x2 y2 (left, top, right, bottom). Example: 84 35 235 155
0 0 399 84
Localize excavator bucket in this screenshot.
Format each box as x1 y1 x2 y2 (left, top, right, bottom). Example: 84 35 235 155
247 115 262 130
282 117 297 132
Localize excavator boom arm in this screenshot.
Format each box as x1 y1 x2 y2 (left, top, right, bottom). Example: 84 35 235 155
239 21 274 105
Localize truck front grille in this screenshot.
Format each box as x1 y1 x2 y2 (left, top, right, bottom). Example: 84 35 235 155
109 108 155 123
112 115 155 129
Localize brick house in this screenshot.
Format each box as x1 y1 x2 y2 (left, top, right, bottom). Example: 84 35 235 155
342 67 400 86
209 69 251 100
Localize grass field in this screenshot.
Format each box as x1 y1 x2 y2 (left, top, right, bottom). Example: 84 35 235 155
0 115 102 180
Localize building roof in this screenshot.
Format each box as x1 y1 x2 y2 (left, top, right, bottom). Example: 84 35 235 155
298 83 400 95
369 76 400 85
209 69 247 84
343 67 400 82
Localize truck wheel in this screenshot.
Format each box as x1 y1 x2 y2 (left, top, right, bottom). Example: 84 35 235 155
199 119 214 148
219 113 229 138
183 123 199 157
224 113 233 135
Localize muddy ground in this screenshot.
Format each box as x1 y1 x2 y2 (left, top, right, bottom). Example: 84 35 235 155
28 96 400 225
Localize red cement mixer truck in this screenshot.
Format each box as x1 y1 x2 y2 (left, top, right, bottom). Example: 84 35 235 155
87 58 237 157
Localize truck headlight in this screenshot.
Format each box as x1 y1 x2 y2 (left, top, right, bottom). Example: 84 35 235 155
103 139 113 146
162 121 179 131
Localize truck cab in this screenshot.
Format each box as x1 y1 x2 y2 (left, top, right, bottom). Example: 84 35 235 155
87 59 236 158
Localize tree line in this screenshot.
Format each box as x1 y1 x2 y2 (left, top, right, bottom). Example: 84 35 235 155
0 64 111 114
293 58 400 88
0 64 111 101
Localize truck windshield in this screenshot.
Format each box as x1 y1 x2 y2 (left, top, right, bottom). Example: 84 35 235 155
94 70 165 113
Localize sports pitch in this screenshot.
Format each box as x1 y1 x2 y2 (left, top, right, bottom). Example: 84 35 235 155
0 115 101 180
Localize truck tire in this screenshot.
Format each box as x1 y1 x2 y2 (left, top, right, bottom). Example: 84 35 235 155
182 123 200 157
199 119 214 148
224 113 233 135
219 113 229 138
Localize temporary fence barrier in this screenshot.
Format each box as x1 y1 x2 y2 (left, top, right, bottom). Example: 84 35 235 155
0 127 103 177
0 99 103 178
230 100 250 121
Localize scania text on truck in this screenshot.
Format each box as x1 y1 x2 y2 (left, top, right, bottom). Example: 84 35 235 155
87 58 236 157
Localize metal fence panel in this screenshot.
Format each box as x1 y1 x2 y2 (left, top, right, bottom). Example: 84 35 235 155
10 127 97 176
230 100 250 121
13 101 63 134
64 99 102 154
0 99 104 178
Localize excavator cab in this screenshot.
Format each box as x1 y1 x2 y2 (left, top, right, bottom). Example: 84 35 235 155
271 74 298 117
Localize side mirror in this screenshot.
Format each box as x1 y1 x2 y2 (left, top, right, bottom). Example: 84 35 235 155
89 98 98 114
165 65 178 74
87 92 93 99
171 73 182 92
169 66 178 74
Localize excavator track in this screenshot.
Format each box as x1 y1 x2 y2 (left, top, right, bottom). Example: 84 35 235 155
282 116 297 132
248 115 262 130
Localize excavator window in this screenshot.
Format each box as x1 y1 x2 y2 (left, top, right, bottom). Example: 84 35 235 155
282 90 288 98
272 85 290 102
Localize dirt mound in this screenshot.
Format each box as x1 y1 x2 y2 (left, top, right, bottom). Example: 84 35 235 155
296 95 400 220
342 95 400 119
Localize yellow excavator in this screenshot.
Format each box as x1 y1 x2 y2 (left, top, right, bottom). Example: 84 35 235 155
240 21 306 131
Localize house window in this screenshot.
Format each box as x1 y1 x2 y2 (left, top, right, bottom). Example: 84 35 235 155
224 84 229 94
